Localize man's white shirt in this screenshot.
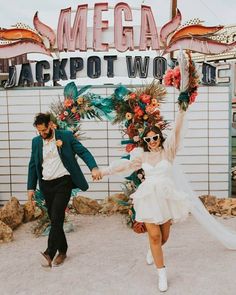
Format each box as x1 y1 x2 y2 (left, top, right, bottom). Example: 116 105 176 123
42 133 69 180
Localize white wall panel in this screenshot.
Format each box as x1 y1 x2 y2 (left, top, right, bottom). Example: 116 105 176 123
0 85 231 204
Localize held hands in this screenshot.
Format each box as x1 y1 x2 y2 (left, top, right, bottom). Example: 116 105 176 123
91 167 103 181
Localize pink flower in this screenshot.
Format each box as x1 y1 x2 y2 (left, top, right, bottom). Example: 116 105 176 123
163 69 174 86
164 67 180 90
133 135 140 142
173 67 181 89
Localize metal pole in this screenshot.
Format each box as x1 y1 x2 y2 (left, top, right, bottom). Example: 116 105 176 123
170 0 177 59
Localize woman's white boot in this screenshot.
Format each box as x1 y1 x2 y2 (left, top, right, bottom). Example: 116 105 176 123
157 267 168 292
146 249 154 265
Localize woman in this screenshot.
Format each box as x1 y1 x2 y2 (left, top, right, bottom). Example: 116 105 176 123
101 107 236 292
101 107 189 291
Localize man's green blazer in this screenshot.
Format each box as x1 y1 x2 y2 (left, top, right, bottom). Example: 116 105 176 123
27 129 98 191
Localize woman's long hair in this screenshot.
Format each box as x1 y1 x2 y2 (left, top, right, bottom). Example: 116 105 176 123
140 125 165 152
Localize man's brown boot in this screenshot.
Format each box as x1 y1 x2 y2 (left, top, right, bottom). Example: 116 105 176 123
40 252 52 268
53 253 67 267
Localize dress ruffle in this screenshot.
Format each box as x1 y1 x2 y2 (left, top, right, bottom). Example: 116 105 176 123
131 160 190 224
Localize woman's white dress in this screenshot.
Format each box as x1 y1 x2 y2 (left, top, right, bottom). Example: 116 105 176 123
103 110 236 250
104 111 189 224
131 158 189 224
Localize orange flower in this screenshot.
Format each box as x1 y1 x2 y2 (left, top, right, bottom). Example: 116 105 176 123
125 112 133 120
126 143 135 153
151 98 159 107
77 97 84 105
143 114 149 121
71 107 77 113
140 93 151 104
56 140 63 148
64 98 73 108
145 104 157 114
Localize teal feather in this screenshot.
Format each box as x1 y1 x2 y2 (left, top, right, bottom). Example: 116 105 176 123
77 85 92 96
121 139 134 145
64 82 79 100
90 94 115 120
114 85 130 100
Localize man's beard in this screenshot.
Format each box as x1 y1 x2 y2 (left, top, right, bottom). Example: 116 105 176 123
42 128 53 139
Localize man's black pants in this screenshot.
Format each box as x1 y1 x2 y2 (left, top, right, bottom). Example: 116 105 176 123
41 175 73 260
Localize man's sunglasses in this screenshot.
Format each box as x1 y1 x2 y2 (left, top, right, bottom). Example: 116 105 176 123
143 134 160 143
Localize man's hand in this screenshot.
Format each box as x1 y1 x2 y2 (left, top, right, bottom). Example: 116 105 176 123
91 168 102 181
27 190 35 207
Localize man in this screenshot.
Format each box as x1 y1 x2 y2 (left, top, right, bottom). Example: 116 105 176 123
27 113 101 267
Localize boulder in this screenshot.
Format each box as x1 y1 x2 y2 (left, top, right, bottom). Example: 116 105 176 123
72 196 102 215
99 193 130 215
199 195 219 214
199 195 236 217
23 200 36 222
0 197 24 229
0 220 13 243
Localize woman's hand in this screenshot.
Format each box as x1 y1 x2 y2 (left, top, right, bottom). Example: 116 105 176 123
91 168 102 181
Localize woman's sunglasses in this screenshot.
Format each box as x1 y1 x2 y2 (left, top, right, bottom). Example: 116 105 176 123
143 134 160 143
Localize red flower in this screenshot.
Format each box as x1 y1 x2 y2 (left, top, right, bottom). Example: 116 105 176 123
140 93 151 104
134 106 144 117
189 91 198 104
74 113 80 121
129 93 136 99
59 113 66 120
126 143 136 153
126 124 137 138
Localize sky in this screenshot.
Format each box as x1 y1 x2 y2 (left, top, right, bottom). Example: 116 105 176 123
0 0 236 29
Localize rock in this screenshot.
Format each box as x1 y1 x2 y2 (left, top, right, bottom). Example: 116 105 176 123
231 199 236 216
0 197 24 229
99 193 130 215
23 200 36 223
199 195 236 217
72 196 102 215
199 195 219 215
217 199 232 216
0 220 13 243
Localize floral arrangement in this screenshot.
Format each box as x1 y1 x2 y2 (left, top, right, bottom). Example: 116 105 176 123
50 82 112 137
108 81 169 232
111 81 168 153
164 51 199 111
